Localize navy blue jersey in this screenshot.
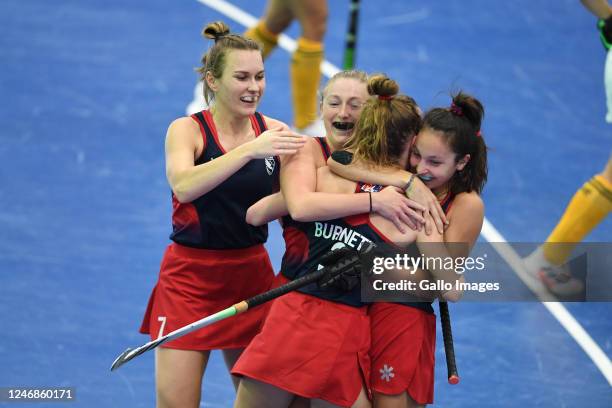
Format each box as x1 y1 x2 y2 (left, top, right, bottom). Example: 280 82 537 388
279 137 331 277
169 110 279 249
283 213 392 307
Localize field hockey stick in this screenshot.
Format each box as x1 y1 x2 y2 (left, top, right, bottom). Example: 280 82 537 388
439 301 459 384
342 0 360 69
110 245 370 371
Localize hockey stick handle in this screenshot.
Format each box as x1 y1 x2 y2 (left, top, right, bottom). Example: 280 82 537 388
343 0 360 69
111 253 359 371
439 301 459 384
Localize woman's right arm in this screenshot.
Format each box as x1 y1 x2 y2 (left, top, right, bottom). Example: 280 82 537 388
327 154 447 234
281 139 424 233
166 117 305 203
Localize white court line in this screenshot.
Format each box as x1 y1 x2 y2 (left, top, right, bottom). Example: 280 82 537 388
194 0 612 386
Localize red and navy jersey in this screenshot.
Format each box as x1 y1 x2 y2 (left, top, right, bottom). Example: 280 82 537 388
279 137 331 277
439 190 456 214
283 213 393 307
169 110 279 249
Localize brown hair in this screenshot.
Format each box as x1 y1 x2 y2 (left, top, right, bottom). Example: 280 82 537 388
196 21 262 105
344 74 421 166
421 91 487 194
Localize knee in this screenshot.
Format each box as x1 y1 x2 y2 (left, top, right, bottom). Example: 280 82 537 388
299 6 328 41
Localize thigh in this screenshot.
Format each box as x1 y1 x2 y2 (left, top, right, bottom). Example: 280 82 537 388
234 377 294 408
263 0 294 34
311 386 371 408
351 387 372 408
155 348 209 408
290 0 328 41
373 391 425 408
222 347 245 391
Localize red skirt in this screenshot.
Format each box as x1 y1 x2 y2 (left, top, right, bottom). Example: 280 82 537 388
369 302 436 404
232 291 371 407
140 243 274 350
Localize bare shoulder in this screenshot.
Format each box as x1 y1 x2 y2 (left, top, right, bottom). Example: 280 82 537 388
445 191 484 246
165 116 202 154
451 191 484 216
167 116 200 139
262 115 290 131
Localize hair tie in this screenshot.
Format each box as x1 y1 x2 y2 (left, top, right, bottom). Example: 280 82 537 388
213 33 228 43
378 95 393 101
449 102 463 116
476 130 482 137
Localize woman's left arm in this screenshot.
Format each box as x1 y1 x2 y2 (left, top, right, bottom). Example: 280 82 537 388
246 192 288 226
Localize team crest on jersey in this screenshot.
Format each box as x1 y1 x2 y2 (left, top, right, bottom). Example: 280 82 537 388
265 157 276 175
360 183 383 193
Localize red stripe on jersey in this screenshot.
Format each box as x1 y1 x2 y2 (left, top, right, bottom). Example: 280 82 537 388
203 110 226 154
344 214 398 246
171 194 201 240
190 114 208 152
249 114 261 135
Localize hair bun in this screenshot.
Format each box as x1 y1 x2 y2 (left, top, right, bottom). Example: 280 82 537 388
367 74 399 99
203 21 231 42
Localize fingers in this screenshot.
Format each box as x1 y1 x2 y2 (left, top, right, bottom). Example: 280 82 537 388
434 200 448 225
391 216 407 234
397 210 417 232
406 199 426 212
268 133 307 155
404 207 424 230
429 201 448 235
424 215 433 236
429 204 445 235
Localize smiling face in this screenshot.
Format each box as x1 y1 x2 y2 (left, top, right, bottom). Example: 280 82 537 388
206 49 265 116
321 77 369 150
409 127 470 193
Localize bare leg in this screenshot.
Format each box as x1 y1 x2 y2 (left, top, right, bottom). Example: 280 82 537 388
373 391 425 408
155 348 209 408
310 386 370 408
290 0 328 41
262 0 294 34
351 387 372 408
234 377 294 408
222 347 245 391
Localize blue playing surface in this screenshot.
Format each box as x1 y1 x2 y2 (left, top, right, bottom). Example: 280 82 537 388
1 0 610 407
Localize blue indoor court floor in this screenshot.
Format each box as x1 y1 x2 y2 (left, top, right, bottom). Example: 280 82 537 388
1 0 611 407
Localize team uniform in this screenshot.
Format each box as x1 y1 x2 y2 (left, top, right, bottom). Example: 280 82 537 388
369 191 456 405
140 110 279 350
233 138 387 407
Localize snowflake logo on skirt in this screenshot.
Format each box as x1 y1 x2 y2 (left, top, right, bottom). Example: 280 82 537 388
380 364 395 382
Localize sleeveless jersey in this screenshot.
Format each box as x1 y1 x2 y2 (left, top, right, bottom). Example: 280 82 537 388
279 137 331 278
169 110 279 249
284 213 393 307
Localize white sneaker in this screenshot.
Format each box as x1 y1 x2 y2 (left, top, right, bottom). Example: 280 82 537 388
294 118 325 137
523 247 584 298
